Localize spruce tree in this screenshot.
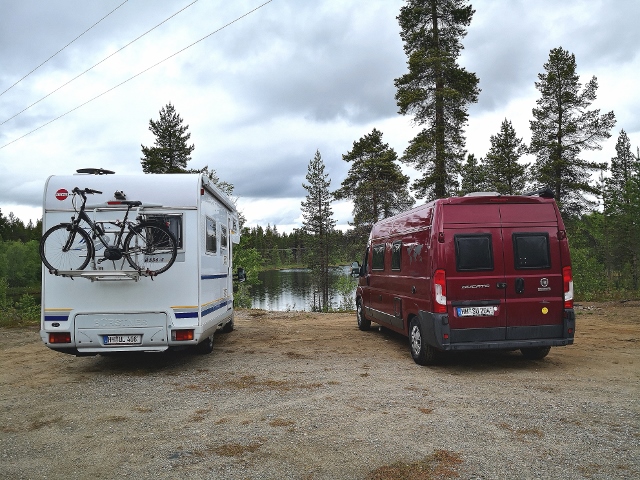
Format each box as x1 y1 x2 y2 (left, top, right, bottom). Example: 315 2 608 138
484 119 528 195
604 130 640 288
458 153 486 195
301 150 336 311
334 128 413 237
529 47 616 217
141 103 195 173
395 0 480 200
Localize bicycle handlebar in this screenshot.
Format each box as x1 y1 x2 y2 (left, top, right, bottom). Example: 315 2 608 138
72 187 102 196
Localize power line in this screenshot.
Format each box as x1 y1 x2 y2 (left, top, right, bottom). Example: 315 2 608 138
0 0 273 151
1 0 200 127
0 0 130 98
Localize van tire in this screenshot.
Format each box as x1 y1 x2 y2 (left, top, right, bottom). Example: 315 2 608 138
194 334 214 354
357 301 371 331
520 346 551 360
409 318 438 366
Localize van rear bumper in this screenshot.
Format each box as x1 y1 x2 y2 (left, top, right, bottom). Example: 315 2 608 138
418 309 575 351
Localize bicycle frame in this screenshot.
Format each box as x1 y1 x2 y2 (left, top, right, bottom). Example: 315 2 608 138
65 189 137 260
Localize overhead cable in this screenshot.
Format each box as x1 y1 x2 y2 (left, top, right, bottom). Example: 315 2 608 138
0 0 273 150
0 0 130 98
1 0 200 127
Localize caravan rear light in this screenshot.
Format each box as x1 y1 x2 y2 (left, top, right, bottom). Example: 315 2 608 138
563 266 574 309
49 332 71 343
433 269 447 314
173 329 194 341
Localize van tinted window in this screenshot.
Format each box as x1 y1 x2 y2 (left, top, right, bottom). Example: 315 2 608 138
391 241 402 270
513 233 551 269
455 234 493 271
372 244 385 270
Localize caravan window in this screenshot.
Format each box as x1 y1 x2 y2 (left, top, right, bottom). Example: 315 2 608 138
146 214 183 249
206 217 217 254
513 233 551 269
221 225 228 250
455 234 494 271
372 244 385 270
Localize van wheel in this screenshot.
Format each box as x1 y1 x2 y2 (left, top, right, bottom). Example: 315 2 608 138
357 301 371 331
221 317 234 334
194 334 214 354
520 346 551 360
409 318 437 366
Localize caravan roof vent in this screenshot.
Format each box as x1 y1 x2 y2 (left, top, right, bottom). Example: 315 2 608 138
524 188 554 199
76 168 115 175
464 191 501 197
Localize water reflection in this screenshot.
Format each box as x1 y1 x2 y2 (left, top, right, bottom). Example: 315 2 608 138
249 266 357 311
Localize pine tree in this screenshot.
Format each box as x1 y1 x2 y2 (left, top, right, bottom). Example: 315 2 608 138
529 47 616 217
334 128 413 237
458 153 486 195
301 150 336 311
394 0 480 200
141 103 195 173
484 119 528 195
604 130 640 288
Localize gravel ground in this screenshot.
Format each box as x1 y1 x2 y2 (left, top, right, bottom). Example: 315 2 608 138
0 302 639 479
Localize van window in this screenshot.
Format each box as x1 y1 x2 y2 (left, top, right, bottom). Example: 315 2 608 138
455 234 494 271
391 241 402 270
372 244 385 270
513 233 551 269
206 217 217 254
146 214 183 249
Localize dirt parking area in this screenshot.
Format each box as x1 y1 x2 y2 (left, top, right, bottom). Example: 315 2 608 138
0 303 639 479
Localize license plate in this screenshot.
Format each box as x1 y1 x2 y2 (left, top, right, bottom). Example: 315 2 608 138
456 306 496 317
104 335 142 345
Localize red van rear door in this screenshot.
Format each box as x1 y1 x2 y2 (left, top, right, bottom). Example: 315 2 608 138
500 203 565 338
443 204 508 340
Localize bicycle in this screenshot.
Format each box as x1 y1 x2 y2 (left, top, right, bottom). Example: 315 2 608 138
40 187 178 276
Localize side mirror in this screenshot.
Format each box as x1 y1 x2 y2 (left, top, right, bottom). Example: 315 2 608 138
351 261 360 277
235 267 246 283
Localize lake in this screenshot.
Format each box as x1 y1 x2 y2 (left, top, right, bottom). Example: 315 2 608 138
249 266 357 311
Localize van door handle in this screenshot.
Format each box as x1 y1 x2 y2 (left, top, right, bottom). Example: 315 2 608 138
496 282 507 289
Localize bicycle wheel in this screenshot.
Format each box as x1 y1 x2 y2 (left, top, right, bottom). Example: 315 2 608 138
40 224 93 272
124 222 177 275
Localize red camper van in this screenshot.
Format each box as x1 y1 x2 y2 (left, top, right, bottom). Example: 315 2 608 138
354 190 575 365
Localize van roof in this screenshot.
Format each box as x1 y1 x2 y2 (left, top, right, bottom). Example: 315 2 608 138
370 194 560 239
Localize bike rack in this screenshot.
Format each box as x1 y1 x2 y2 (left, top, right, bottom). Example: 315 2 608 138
44 202 172 282
49 269 148 282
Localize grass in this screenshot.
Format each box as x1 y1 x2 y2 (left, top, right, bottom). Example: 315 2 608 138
367 450 463 480
211 441 263 457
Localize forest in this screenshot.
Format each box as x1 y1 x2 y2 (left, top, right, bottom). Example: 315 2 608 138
2 0 639 319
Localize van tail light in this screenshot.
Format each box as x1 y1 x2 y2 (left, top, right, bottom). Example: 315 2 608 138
433 269 447 313
563 266 574 309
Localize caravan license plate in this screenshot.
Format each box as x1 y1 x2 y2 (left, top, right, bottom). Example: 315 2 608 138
457 306 496 317
104 335 142 345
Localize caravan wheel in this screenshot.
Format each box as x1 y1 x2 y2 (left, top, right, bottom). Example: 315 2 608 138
194 334 214 355
220 317 234 334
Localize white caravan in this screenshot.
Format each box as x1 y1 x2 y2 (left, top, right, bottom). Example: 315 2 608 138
40 170 241 355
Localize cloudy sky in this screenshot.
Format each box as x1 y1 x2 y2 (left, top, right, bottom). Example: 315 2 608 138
1 0 639 232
